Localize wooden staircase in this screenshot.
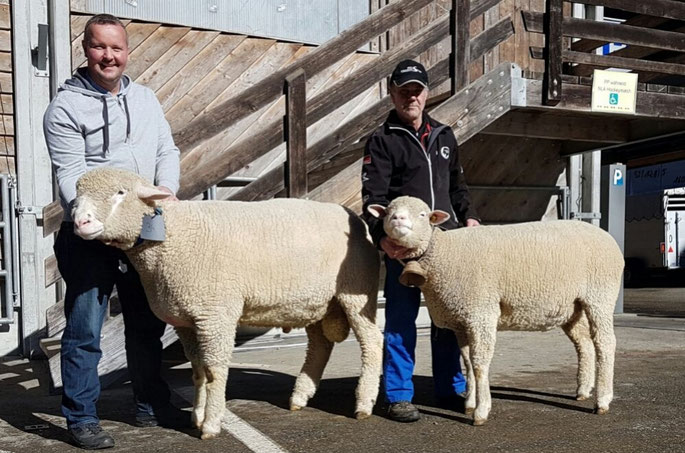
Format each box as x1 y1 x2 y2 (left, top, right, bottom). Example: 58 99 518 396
40 0 685 388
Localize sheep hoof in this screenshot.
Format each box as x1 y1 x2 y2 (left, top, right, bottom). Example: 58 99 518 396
473 417 487 426
355 411 371 420
576 394 591 401
399 261 427 287
201 432 218 440
290 404 303 412
465 407 475 417
595 406 609 415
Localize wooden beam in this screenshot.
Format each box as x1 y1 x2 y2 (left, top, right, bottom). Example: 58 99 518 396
560 140 605 156
569 24 685 77
230 59 451 202
431 62 513 144
576 0 685 23
544 0 563 105
526 79 685 120
470 16 514 63
452 0 471 94
172 0 434 152
284 69 307 198
564 50 685 78
44 254 61 288
564 17 685 54
42 200 63 237
522 10 544 34
470 0 503 20
225 20 512 204
570 15 669 54
482 111 629 142
178 12 451 199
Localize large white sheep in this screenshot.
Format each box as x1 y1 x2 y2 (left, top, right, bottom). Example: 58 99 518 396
71 167 383 439
367 196 623 426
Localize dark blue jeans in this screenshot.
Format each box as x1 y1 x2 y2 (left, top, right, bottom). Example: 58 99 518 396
55 223 170 428
383 256 466 403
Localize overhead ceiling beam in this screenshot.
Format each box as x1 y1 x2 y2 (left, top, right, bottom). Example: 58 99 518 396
482 111 629 143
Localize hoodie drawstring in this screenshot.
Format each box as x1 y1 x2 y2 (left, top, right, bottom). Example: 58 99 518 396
101 98 109 155
101 94 131 156
122 95 131 143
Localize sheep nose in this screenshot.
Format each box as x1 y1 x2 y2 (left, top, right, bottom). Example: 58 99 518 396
75 216 91 229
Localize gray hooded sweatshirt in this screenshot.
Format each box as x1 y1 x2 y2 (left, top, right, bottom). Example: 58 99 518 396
43 68 180 220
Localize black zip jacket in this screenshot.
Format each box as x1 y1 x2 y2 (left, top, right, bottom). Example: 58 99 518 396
361 110 479 246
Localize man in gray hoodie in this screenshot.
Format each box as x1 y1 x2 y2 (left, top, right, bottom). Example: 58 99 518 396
43 14 185 450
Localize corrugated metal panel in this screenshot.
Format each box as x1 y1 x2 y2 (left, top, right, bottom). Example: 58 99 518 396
80 0 369 45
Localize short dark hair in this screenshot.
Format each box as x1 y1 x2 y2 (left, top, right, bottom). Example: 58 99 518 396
83 14 128 45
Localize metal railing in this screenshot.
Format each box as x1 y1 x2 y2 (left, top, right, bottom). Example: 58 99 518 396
0 174 19 325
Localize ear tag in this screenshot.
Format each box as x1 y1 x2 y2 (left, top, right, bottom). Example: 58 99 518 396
140 208 166 241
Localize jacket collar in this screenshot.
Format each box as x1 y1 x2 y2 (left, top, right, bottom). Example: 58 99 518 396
386 110 442 132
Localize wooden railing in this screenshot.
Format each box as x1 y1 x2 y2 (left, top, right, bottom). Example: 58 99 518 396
175 0 513 200
42 0 515 236
523 0 685 105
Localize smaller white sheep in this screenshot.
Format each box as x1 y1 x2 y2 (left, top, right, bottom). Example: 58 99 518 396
72 168 383 439
368 196 623 425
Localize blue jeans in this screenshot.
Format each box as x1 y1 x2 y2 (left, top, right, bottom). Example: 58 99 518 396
383 257 465 404
55 223 170 428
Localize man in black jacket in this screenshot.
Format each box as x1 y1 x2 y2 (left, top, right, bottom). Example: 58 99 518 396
361 59 480 422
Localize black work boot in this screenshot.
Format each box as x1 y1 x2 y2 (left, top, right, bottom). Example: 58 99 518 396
135 404 192 429
387 401 420 423
68 423 115 450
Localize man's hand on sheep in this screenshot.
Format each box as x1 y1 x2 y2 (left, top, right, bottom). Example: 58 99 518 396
465 218 480 227
156 185 179 201
380 236 413 260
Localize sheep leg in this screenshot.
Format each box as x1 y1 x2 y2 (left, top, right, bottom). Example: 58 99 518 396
467 321 497 426
290 322 334 411
454 329 475 415
341 298 383 419
175 327 207 428
195 317 237 440
562 312 595 401
191 364 208 428
584 304 616 415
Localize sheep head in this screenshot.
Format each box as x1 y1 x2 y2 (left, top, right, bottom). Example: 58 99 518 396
367 196 449 259
72 167 170 249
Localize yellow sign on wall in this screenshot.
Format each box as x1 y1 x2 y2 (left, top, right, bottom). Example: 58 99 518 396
591 69 638 114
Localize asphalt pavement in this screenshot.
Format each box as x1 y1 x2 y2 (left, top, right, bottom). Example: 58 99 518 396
0 287 683 453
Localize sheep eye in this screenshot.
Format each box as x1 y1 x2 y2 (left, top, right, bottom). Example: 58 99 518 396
419 212 426 217
117 189 126 196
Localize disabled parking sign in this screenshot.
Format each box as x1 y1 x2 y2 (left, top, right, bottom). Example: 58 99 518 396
591 69 637 114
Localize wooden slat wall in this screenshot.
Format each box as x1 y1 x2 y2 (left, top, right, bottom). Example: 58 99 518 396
384 0 545 94
68 14 382 203
0 0 13 176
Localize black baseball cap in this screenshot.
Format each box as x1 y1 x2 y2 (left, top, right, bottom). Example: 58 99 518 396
390 59 429 88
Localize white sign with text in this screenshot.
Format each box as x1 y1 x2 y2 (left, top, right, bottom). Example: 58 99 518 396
591 69 638 114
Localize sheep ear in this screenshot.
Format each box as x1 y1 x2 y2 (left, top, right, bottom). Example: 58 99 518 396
367 204 387 219
429 210 450 225
136 184 170 202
